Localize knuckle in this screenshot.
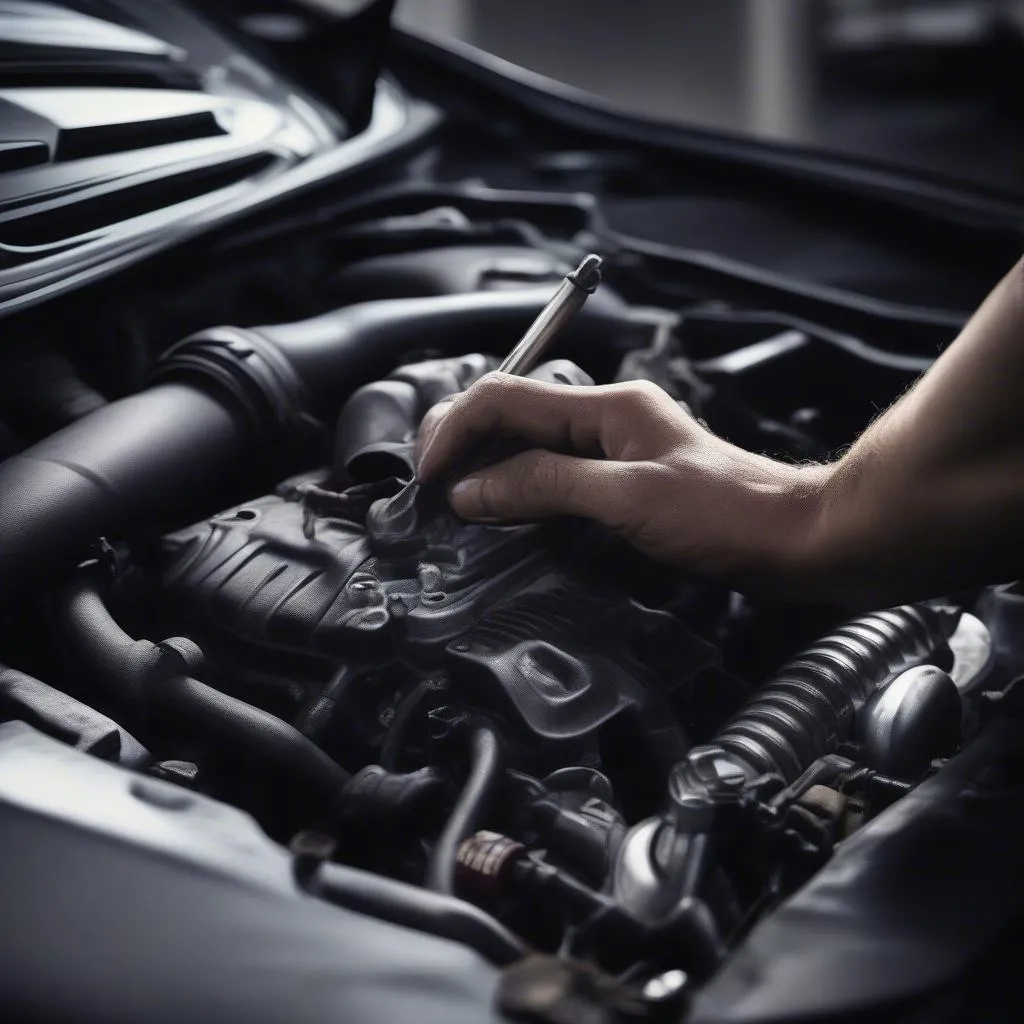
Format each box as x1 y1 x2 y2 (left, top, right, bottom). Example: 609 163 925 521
458 372 519 428
473 371 514 404
418 401 449 437
603 379 667 434
600 380 690 460
625 378 670 408
607 380 650 414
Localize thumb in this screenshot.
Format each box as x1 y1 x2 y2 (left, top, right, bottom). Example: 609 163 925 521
447 448 634 526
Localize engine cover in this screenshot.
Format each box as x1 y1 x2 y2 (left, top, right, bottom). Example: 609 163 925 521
151 356 722 775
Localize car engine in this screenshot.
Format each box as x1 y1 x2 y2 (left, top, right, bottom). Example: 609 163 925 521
150 349 718 793
7 205 1012 1012
3 181 1020 1024
3 4 1024 1022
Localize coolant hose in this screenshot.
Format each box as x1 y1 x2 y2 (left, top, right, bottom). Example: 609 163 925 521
713 604 957 781
61 568 173 693
57 570 351 797
0 289 634 610
425 725 503 896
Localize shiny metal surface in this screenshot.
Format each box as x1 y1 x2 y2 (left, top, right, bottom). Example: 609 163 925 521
497 254 602 376
948 612 995 694
714 605 954 781
860 664 961 778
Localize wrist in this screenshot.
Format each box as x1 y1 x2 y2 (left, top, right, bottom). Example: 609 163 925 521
730 458 839 602
764 452 908 608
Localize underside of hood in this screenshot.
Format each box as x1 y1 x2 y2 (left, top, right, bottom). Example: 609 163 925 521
0 0 400 315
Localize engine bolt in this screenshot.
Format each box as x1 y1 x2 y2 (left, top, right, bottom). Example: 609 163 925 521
348 574 384 607
417 562 443 591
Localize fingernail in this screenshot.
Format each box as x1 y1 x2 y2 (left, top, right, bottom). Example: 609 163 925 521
414 430 439 480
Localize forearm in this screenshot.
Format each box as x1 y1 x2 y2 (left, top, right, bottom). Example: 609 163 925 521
786 256 1024 607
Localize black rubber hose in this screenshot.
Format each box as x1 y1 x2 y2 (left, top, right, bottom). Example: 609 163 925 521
60 569 169 695
0 290 635 610
0 383 246 611
56 570 350 796
713 604 957 782
425 725 502 896
379 678 436 771
255 285 635 419
335 378 421 484
310 860 526 966
155 675 351 797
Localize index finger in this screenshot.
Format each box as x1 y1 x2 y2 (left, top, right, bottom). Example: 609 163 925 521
416 372 607 483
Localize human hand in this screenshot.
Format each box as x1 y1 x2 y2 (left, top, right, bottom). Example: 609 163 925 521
415 372 829 590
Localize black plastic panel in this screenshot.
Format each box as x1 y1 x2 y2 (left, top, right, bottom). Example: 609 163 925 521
0 722 506 1024
0 1 418 316
447 574 719 746
692 716 1024 1023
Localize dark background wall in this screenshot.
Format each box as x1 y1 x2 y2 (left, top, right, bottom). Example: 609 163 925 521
387 0 1024 195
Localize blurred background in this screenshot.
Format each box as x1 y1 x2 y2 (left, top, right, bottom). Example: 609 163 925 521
385 0 1024 194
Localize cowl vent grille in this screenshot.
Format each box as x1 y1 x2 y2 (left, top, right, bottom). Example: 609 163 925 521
0 152 275 254
0 1 178 59
0 0 406 316
2 87 229 161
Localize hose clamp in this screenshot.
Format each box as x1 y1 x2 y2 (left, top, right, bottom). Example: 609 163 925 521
153 326 323 449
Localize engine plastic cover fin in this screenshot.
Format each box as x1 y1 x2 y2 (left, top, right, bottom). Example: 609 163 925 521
447 574 719 744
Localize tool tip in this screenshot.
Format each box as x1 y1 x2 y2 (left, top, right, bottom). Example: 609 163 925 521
567 253 603 293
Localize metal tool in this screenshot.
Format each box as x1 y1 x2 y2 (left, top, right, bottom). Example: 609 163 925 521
497 253 603 376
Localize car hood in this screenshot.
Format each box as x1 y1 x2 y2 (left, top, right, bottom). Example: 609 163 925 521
0 0 401 316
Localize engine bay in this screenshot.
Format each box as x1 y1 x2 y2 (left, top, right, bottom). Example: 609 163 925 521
3 25 1024 1016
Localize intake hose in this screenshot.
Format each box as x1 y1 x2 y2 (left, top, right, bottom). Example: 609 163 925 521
0 383 247 613
249 285 633 421
712 605 958 782
57 568 351 798
425 725 503 897
0 288 634 610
